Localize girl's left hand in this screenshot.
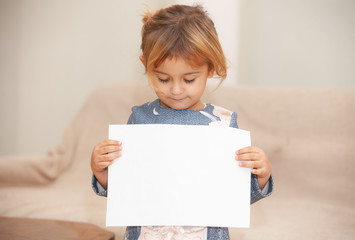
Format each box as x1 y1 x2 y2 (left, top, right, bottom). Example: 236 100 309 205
236 146 272 190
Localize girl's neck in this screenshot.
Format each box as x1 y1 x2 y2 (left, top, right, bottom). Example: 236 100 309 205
159 99 206 110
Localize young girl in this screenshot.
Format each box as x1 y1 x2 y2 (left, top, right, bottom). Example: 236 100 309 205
91 4 273 240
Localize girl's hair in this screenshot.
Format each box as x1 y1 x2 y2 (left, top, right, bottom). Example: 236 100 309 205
141 4 227 82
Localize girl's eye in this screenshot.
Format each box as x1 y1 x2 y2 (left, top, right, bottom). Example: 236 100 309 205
158 78 169 83
184 79 195 84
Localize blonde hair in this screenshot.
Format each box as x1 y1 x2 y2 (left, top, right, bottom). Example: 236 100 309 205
141 4 227 83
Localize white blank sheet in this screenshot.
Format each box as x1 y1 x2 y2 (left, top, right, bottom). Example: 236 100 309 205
107 124 251 228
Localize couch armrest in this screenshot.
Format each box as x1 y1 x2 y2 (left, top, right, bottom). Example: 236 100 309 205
0 146 66 186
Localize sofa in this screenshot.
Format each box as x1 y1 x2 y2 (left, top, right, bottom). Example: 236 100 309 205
1 82 354 239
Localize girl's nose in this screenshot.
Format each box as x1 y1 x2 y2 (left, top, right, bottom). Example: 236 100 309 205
171 81 183 95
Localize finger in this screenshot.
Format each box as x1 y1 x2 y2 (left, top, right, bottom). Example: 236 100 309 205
251 168 267 176
99 145 122 155
235 152 259 161
236 146 259 155
98 152 121 162
238 160 262 169
97 160 114 170
97 139 121 148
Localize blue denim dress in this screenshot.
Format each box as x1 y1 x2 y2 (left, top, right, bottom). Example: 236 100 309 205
92 99 274 240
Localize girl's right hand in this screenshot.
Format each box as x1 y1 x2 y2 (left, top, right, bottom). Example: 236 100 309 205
91 139 122 189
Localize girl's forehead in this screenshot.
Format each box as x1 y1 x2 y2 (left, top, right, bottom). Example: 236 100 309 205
157 55 207 69
153 57 209 76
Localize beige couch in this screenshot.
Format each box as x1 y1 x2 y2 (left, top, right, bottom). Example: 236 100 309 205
1 82 354 239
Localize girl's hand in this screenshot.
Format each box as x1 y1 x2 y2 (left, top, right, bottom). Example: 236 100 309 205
236 146 272 190
91 139 122 189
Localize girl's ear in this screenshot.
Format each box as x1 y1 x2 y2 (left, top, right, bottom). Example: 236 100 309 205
139 56 146 66
208 68 215 78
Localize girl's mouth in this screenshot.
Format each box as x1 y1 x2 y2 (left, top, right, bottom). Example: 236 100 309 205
170 97 185 101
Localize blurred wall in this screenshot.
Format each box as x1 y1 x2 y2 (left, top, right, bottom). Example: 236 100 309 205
238 0 355 87
0 0 354 155
0 0 164 155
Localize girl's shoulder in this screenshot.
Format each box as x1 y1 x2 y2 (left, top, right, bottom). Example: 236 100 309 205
203 104 238 128
207 104 234 118
131 99 160 114
128 99 161 124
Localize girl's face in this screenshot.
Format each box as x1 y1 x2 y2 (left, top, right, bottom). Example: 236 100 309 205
150 57 214 110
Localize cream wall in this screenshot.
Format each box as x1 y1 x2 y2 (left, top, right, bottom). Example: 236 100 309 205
0 0 165 155
238 0 355 87
1 0 354 155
